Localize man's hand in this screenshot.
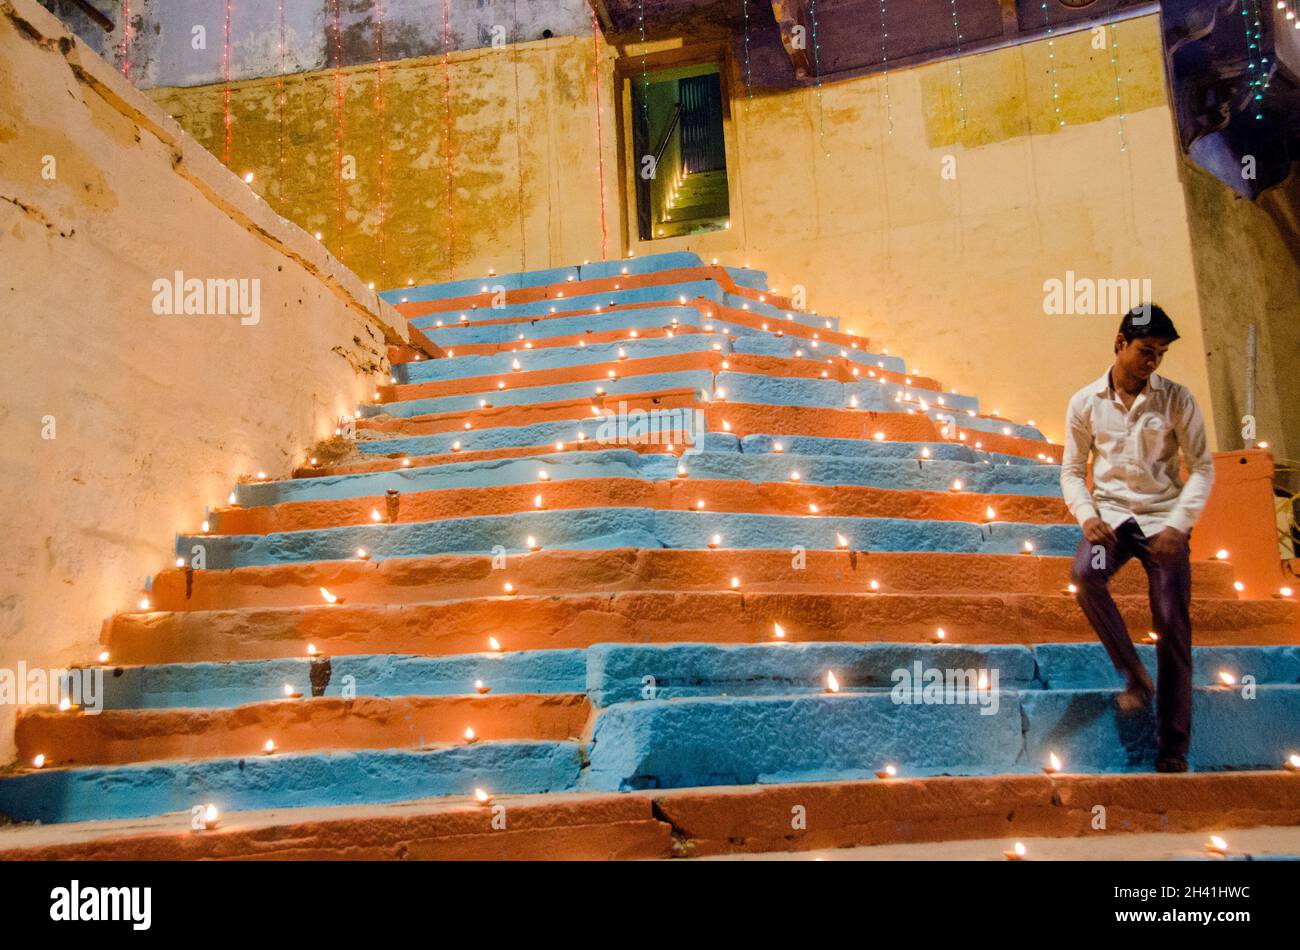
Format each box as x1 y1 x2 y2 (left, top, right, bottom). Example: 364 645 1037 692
1082 517 1117 546
1150 526 1188 560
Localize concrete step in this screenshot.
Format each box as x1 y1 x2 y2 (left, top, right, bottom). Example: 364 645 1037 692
17 693 592 767
0 741 583 824
145 549 1244 612
174 509 1086 570
104 591 1299 665
2 773 1296 859
210 477 1071 537
584 685 1300 790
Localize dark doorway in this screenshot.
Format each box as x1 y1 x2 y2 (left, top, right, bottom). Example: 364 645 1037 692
631 65 730 241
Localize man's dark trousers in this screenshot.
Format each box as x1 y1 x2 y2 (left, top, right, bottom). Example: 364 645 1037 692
1069 517 1193 759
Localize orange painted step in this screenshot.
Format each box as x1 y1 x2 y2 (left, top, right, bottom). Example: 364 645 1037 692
2 772 1295 861
145 550 1244 613
210 478 1072 535
104 589 1297 665
0 792 671 861
16 693 591 767
377 348 936 404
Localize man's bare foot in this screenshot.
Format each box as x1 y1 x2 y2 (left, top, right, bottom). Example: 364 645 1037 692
1115 668 1154 713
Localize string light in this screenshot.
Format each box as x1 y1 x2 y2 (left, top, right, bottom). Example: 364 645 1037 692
878 0 893 133
118 0 131 80
1042 2 1064 128
277 0 287 203
591 7 609 260
1106 18 1128 150
1242 0 1269 121
742 0 754 106
512 0 527 270
332 0 346 250
376 0 389 286
809 0 829 155
948 0 968 128
442 0 455 279
222 0 232 167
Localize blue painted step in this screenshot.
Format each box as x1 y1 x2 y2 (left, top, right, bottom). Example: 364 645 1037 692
181 509 1081 569
0 742 581 824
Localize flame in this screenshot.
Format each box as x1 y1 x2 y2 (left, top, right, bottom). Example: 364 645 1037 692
730 577 741 589
307 644 318 657
836 533 849 549
935 627 946 641
1013 842 1025 857
978 671 990 690
32 754 45 769
869 579 880 591
474 788 492 804
773 623 786 640
370 509 382 522
985 506 996 520
283 684 296 697
1207 835 1228 852
1048 752 1062 772
319 587 338 604
464 727 476 742
1215 549 1229 560
204 804 220 828
825 671 840 693
264 740 276 753
1287 753 1300 769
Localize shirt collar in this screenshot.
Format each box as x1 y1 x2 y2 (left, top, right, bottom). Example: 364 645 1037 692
1096 368 1164 397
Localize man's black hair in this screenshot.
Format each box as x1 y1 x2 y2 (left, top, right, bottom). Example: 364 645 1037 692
1119 303 1179 343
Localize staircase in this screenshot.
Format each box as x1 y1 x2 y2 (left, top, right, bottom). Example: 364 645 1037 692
2 251 1298 860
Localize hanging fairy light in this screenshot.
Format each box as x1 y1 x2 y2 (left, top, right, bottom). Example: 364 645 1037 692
331 0 347 250
277 0 287 203
948 0 968 128
118 0 132 79
590 6 609 260
442 0 456 279
376 0 389 286
878 0 894 133
222 0 233 167
1041 2 1064 128
1106 20 1129 150
809 0 829 155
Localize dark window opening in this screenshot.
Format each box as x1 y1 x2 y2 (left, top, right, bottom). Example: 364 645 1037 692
631 66 730 241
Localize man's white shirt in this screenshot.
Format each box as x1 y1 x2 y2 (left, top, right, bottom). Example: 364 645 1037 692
1059 369 1214 538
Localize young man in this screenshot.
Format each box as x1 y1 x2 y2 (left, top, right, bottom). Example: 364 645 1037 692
1060 304 1215 773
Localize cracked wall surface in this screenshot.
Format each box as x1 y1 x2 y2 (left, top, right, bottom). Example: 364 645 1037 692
0 0 411 763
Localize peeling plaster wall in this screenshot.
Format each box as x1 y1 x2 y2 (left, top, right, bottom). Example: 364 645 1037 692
0 0 411 763
44 0 593 89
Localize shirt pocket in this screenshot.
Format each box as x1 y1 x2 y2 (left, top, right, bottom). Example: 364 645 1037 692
1136 412 1172 468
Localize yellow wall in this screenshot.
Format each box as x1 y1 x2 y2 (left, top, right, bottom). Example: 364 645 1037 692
147 15 1221 450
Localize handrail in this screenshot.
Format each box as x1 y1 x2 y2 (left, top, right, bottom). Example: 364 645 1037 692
652 103 682 171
